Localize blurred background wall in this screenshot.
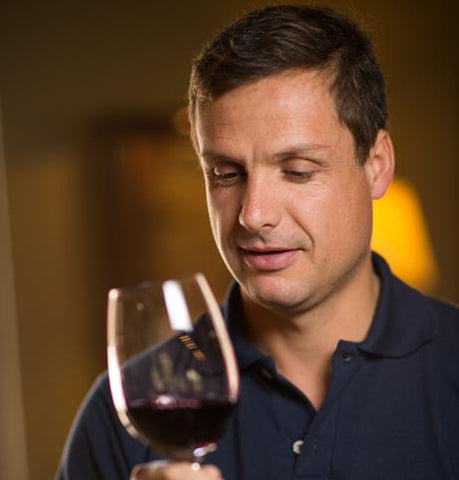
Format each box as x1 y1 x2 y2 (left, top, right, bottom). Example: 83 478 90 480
0 1 458 479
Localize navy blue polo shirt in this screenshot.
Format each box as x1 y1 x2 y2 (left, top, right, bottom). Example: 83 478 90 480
57 254 459 480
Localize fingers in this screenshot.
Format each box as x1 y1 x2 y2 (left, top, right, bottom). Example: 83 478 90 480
130 461 224 480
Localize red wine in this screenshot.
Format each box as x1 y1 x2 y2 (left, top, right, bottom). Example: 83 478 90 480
126 396 234 455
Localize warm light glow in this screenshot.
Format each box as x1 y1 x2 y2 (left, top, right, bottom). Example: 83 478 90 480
372 177 438 292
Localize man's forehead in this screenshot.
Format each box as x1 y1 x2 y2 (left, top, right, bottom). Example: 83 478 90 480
192 68 336 117
190 74 358 164
194 71 339 136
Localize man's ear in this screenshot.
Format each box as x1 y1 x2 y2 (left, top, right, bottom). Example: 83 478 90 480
364 130 395 199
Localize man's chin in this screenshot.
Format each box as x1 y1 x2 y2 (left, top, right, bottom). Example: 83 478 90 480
241 278 311 313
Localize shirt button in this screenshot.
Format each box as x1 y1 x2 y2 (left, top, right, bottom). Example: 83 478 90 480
292 439 304 455
341 351 354 362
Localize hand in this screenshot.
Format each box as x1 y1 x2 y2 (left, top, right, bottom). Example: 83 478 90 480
130 461 224 480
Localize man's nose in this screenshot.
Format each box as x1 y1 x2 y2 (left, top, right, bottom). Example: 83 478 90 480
238 174 281 232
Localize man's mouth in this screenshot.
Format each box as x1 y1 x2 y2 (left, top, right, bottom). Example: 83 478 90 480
241 247 290 254
238 247 300 271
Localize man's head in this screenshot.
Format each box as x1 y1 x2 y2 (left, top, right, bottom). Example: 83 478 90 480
190 5 394 316
189 4 387 164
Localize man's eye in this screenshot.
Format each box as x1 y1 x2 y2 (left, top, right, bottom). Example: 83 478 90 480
284 170 314 182
208 165 243 186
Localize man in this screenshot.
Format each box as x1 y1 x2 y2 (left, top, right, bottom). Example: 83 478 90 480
57 5 459 480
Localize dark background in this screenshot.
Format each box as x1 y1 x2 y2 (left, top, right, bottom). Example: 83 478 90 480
1 1 458 479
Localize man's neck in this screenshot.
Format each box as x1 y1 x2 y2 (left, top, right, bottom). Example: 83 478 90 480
240 254 380 409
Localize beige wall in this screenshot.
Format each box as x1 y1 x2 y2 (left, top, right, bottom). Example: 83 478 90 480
1 1 458 479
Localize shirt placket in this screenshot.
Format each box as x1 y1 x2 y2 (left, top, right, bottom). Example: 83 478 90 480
294 342 363 480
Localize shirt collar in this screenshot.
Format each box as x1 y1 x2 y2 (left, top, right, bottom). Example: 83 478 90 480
221 283 268 370
221 252 437 368
357 252 437 357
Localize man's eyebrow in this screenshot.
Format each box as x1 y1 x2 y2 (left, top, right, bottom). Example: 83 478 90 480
273 143 331 162
200 150 241 164
200 143 331 165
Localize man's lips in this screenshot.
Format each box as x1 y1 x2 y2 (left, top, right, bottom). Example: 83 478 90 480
238 247 300 271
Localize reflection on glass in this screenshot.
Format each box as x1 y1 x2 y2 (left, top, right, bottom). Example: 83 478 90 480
107 274 239 466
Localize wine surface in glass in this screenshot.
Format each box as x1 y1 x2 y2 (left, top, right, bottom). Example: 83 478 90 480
126 396 234 459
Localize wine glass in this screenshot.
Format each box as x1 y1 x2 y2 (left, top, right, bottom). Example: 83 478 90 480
107 273 239 469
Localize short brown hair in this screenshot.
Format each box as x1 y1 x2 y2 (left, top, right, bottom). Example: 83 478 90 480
188 5 387 163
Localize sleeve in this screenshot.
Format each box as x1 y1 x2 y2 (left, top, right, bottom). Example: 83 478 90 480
56 373 156 480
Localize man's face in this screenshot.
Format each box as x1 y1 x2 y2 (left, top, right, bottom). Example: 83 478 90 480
194 70 378 314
